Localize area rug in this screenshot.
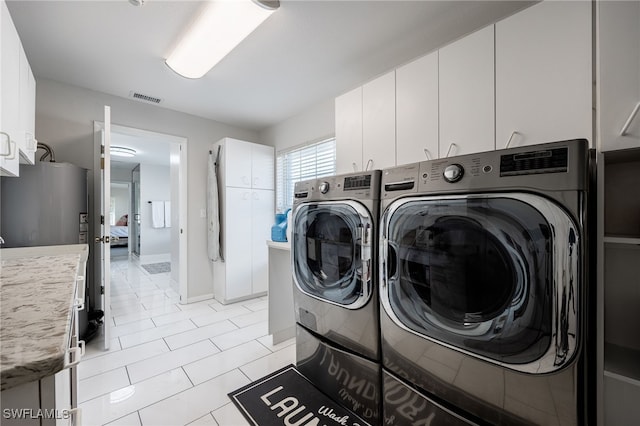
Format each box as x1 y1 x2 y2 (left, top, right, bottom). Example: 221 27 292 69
229 364 370 426
141 262 171 274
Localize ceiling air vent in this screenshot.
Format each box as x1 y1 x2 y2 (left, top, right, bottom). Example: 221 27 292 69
129 91 162 104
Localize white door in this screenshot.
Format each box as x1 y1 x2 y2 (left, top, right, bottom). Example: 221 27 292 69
225 187 252 300
99 106 112 349
335 86 363 174
251 143 275 190
251 189 274 294
496 1 592 149
225 138 252 188
439 25 495 156
362 70 396 170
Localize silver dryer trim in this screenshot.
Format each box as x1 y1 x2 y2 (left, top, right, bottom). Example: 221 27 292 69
379 192 581 374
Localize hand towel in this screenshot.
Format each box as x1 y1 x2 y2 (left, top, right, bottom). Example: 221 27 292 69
164 201 171 228
151 201 165 228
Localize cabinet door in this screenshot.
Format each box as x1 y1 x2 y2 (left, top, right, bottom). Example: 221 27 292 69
0 0 20 177
598 1 640 151
225 187 253 300
251 143 274 190
251 189 274 294
225 139 252 188
396 52 439 164
335 86 363 174
363 71 396 170
496 1 592 149
439 25 495 157
18 45 35 165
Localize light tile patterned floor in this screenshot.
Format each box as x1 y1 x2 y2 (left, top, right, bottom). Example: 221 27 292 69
79 256 296 426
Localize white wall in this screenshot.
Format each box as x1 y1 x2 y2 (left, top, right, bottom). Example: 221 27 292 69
140 163 170 258
35 78 259 302
259 98 335 152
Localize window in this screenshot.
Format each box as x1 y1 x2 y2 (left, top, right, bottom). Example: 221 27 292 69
276 137 336 212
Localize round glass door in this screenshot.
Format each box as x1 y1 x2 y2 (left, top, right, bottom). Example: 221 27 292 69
381 194 580 368
293 202 373 308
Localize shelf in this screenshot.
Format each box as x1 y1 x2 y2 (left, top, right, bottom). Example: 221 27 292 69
605 343 640 385
604 236 640 246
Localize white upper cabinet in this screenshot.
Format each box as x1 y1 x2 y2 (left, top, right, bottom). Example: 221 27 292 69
18 43 36 165
335 86 363 174
362 70 396 171
225 138 252 188
439 25 495 157
251 142 275 190
598 1 640 152
1 0 21 177
223 138 274 190
396 51 439 165
496 0 592 149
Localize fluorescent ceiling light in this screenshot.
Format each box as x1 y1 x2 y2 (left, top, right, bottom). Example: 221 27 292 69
111 146 137 157
165 0 279 79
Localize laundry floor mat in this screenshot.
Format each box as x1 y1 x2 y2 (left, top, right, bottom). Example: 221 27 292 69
229 364 371 426
141 262 171 274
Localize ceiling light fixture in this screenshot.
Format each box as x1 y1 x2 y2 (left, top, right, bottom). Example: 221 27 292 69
165 0 279 79
111 146 137 157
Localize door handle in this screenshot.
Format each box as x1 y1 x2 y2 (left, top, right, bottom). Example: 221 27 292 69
94 236 110 243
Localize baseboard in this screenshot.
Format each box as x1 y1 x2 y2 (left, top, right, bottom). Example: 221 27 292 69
181 293 214 305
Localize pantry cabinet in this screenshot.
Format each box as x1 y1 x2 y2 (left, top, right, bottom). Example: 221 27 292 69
598 1 640 152
496 0 592 149
362 70 396 171
396 51 438 166
212 138 274 304
439 25 495 157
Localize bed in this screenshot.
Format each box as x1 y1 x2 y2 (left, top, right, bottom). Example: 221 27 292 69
111 214 129 247
111 226 129 247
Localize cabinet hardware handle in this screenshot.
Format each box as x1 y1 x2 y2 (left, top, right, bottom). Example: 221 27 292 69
423 149 432 160
446 143 458 158
620 102 640 136
74 276 86 311
506 131 520 148
365 159 373 171
352 162 357 172
0 133 16 159
67 408 82 426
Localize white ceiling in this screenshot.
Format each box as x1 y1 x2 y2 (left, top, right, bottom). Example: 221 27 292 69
7 0 535 134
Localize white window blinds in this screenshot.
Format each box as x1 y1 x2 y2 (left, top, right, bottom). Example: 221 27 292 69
276 138 336 212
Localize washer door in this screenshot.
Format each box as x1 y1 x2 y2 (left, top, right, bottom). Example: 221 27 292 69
293 201 374 309
380 193 580 373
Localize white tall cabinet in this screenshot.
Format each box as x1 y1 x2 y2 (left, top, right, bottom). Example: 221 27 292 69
212 138 274 304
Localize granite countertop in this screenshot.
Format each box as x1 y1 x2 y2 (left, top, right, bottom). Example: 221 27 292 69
0 244 88 391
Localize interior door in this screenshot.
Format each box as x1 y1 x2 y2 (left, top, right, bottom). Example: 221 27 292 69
99 106 112 350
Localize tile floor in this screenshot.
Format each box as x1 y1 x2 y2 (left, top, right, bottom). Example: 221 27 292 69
79 256 296 426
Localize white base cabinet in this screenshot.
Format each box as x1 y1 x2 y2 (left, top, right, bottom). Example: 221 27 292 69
213 138 274 304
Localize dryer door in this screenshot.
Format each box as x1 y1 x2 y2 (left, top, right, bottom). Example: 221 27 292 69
380 193 581 373
293 201 374 309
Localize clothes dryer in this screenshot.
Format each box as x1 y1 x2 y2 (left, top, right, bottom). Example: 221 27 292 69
378 140 595 425
292 170 382 423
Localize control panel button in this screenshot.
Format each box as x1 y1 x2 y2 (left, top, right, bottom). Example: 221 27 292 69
319 181 330 194
443 164 464 183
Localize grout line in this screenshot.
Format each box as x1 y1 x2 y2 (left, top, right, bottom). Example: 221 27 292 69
125 365 133 385
136 411 143 426
182 366 195 387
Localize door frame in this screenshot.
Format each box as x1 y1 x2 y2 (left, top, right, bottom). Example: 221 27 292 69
93 121 189 312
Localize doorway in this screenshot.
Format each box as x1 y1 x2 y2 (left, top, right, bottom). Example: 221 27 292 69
94 122 188 310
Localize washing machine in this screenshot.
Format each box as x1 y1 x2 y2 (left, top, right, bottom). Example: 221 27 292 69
292 170 382 423
378 139 595 425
